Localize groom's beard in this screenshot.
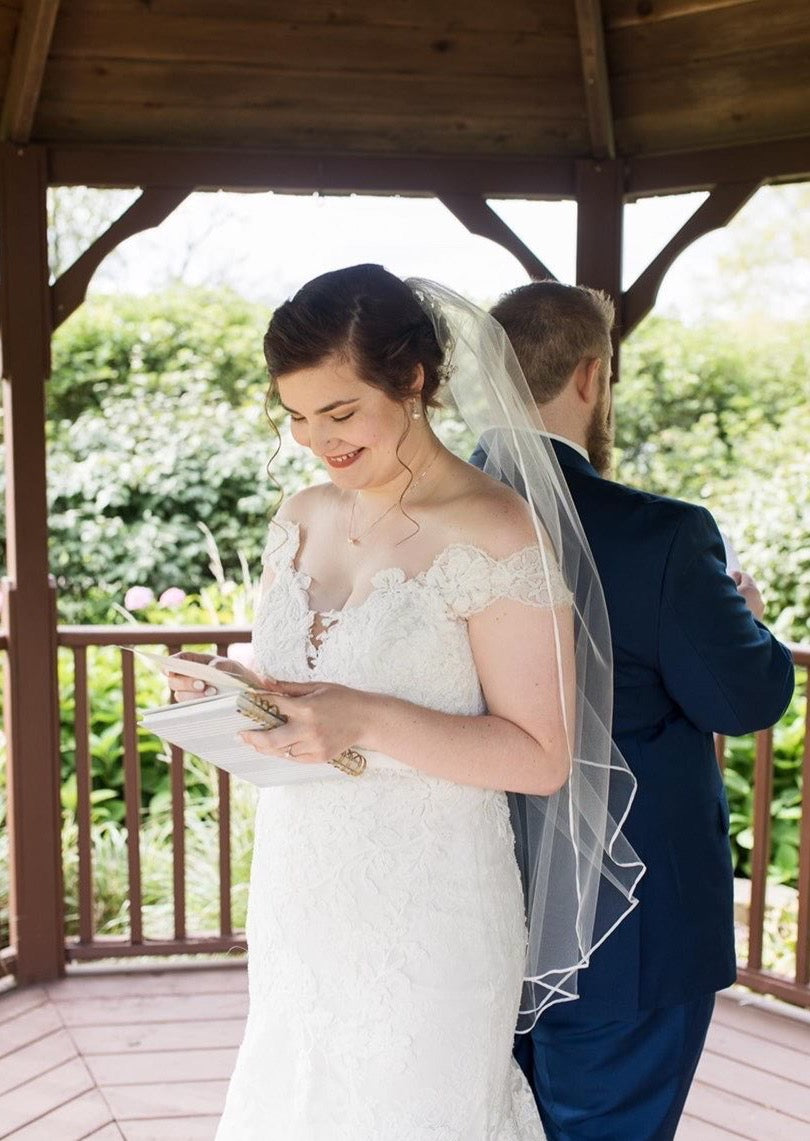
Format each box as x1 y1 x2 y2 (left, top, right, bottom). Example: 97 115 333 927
586 386 614 477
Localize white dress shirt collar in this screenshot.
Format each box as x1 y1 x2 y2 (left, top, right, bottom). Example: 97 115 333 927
543 432 590 463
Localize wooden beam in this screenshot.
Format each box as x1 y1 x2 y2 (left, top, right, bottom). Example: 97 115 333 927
47 146 578 199
628 135 810 197
51 187 191 329
622 179 761 335
438 194 556 281
0 0 61 144
576 159 623 299
609 0 760 30
574 0 615 159
576 158 624 375
46 137 810 201
0 143 65 983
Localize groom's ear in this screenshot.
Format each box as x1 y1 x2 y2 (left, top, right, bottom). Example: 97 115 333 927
574 357 602 408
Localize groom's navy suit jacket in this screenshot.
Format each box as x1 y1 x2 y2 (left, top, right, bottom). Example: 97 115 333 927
471 439 794 1018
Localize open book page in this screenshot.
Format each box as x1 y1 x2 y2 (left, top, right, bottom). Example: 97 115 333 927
141 692 345 787
118 646 251 691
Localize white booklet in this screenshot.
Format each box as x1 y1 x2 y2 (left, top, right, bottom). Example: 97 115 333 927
126 648 348 787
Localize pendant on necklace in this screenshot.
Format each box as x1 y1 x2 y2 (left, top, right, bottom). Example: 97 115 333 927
348 536 359 545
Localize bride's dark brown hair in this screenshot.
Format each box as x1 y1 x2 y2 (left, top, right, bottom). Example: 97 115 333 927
263 264 447 405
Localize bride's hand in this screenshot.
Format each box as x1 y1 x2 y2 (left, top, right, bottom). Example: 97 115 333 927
167 651 267 702
237 679 369 764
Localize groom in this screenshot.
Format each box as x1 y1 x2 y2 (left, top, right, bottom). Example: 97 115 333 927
473 281 795 1141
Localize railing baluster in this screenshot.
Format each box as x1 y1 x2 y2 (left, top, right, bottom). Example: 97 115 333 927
714 733 726 771
795 669 810 986
219 770 233 939
747 727 775 972
164 641 187 944
120 647 143 945
171 743 187 943
73 646 94 945
215 641 234 939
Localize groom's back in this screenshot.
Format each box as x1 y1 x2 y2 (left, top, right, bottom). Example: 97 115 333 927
555 444 793 1015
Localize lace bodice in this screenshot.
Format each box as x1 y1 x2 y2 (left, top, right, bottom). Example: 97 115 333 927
215 519 558 1140
253 520 571 716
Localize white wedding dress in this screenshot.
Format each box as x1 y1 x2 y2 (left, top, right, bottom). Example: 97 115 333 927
215 521 564 1140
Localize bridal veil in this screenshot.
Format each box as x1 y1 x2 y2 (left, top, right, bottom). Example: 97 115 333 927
407 279 645 1032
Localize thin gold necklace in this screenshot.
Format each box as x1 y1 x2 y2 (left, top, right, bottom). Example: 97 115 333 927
347 449 440 546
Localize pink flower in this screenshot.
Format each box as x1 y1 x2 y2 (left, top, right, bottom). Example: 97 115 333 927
124 585 155 610
159 587 187 607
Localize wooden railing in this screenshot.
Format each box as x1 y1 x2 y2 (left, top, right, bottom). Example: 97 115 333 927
58 625 252 964
715 645 810 1009
1 631 809 1008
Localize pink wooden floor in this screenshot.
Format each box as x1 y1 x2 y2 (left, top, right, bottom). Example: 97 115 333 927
1 965 808 1140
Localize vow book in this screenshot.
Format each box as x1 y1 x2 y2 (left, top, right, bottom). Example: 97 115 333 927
130 649 349 787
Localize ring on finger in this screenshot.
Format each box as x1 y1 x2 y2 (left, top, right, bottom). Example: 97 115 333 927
283 746 295 759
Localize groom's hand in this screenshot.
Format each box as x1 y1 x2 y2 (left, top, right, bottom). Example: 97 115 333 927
731 570 765 621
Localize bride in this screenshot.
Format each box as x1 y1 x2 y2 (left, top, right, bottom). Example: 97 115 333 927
170 265 640 1139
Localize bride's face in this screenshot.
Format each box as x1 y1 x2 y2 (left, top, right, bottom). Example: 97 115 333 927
276 356 418 490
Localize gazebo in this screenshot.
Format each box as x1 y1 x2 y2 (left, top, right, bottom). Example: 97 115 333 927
1 0 809 995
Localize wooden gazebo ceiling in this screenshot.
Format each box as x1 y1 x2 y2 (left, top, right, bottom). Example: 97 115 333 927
1 0 809 192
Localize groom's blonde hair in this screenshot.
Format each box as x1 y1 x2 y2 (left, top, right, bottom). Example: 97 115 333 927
491 281 614 405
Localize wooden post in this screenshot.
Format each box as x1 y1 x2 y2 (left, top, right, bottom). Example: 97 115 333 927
575 157 624 379
0 143 65 983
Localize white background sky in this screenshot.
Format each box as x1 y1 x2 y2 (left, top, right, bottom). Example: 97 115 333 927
78 183 809 324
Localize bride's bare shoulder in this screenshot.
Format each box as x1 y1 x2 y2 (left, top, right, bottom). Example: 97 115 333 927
446 466 537 558
273 482 342 526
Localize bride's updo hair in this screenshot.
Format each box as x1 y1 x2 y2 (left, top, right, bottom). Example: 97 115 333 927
263 264 448 410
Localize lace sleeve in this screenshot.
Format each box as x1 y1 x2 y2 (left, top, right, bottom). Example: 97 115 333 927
427 544 572 620
261 520 301 574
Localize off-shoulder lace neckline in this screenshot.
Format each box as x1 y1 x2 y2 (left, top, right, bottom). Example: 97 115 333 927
270 519 539 619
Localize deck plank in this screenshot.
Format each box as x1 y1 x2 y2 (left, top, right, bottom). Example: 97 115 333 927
703 1020 810 1084
2 971 808 1139
696 1048 810 1120
118 1120 218 1140
683 1083 804 1141
69 1017 245 1055
0 1005 66 1060
43 968 247 1002
711 999 810 1052
676 1117 745 1139
103 1080 230 1119
4 1089 115 1140
0 1058 96 1138
0 989 48 1026
0 1029 79 1097
53 993 247 1027
85 1047 238 1085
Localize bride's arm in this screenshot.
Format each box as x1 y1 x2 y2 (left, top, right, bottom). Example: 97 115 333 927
259 594 575 797
362 595 575 795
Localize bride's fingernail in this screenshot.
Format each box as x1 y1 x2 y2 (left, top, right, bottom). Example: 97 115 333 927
205 686 217 696
193 680 205 691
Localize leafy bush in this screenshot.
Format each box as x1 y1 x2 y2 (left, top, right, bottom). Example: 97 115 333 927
61 753 257 941
0 287 325 624
724 669 806 885
616 314 808 898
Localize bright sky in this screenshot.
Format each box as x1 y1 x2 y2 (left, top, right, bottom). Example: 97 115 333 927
81 184 808 324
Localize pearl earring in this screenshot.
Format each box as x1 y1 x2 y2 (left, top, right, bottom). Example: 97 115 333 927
411 400 422 420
